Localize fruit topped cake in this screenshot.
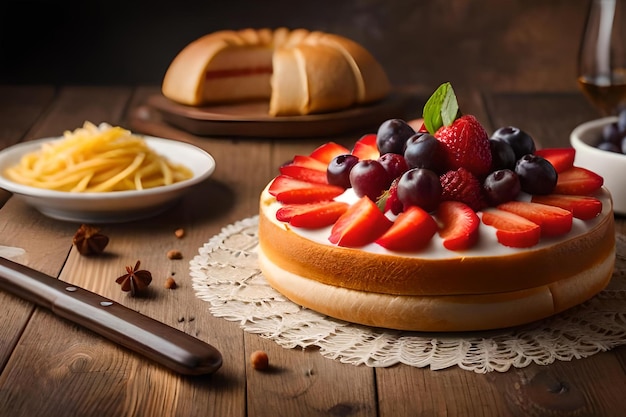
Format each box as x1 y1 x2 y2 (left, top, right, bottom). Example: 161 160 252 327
258 83 615 332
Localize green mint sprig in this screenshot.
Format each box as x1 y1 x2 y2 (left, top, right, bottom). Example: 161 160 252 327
422 82 460 134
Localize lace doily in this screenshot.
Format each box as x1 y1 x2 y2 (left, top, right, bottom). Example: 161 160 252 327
190 216 626 373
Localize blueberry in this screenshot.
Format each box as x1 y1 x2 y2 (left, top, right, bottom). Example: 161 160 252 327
491 126 536 160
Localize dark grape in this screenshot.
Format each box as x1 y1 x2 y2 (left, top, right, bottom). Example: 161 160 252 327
600 122 622 146
327 154 359 188
597 140 621 153
349 159 391 200
396 168 442 212
483 169 521 206
378 153 409 182
491 126 536 160
618 108 626 133
514 154 557 195
489 138 516 171
403 133 446 173
376 119 415 155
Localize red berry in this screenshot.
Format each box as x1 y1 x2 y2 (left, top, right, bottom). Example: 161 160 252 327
440 167 487 211
435 114 492 178
309 142 351 164
534 148 576 173
496 201 573 237
276 201 349 228
436 201 480 251
269 175 345 204
279 164 328 184
352 134 380 160
375 206 438 251
481 208 541 248
329 196 392 247
531 194 603 220
553 166 604 195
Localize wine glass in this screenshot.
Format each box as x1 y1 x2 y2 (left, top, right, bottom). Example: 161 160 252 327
577 0 626 116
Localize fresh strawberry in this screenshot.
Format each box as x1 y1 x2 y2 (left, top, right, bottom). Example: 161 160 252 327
531 194 603 220
435 201 480 251
481 208 541 248
434 114 492 178
329 196 392 247
290 155 328 171
440 167 487 211
375 206 437 251
496 201 573 237
552 166 604 195
309 142 351 164
352 134 380 160
534 148 576 173
269 175 345 204
276 201 349 228
279 164 328 184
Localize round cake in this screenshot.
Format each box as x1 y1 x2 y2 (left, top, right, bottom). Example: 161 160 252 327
161 27 390 116
257 84 616 332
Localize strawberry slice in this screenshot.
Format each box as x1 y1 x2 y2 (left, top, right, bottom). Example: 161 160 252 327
290 155 328 171
553 166 604 195
376 206 438 251
534 148 576 173
268 175 345 204
276 201 349 228
496 201 573 237
279 164 328 184
435 201 480 251
481 208 541 248
329 196 392 247
351 134 380 160
531 194 603 220
309 142 351 164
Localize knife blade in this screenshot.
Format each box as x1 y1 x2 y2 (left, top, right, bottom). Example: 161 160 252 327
0 257 222 375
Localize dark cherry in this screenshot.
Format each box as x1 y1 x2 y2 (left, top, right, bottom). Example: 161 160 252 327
403 133 446 173
327 154 359 188
378 153 409 182
514 154 557 195
376 119 415 155
489 138 516 171
349 159 391 201
483 169 521 206
396 168 442 212
491 126 536 160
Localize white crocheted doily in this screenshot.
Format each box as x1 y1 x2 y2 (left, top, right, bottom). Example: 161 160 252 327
190 216 626 373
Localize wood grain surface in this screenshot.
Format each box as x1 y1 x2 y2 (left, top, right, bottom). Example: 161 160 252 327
0 85 625 417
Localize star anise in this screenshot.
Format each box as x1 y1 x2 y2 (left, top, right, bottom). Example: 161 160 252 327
115 260 152 296
73 224 109 255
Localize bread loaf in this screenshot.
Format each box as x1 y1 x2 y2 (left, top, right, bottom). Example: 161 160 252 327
162 28 390 116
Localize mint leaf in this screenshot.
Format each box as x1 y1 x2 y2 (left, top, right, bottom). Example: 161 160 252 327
422 82 459 134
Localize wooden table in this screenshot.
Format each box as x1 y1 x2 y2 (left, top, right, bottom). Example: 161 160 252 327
0 85 625 417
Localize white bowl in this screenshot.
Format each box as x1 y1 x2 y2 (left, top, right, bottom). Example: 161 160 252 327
570 117 625 215
0 136 216 223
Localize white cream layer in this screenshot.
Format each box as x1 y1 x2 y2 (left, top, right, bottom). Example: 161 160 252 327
261 185 613 260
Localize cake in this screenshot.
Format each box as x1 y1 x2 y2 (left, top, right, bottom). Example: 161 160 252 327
161 27 391 116
257 83 616 332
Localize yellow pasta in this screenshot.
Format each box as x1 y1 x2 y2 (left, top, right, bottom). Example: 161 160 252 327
4 122 193 192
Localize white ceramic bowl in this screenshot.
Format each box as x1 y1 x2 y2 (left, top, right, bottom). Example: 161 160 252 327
570 117 625 215
0 136 216 223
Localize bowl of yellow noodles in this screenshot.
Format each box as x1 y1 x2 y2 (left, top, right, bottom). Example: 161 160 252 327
0 122 215 222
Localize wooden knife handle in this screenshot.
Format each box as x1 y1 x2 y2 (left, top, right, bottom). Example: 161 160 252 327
0 257 222 375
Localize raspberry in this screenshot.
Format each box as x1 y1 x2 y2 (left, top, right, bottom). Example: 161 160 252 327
440 167 487 211
435 114 492 178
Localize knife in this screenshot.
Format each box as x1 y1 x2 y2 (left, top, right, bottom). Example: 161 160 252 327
0 257 222 375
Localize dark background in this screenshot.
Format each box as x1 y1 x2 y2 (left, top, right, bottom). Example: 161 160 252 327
0 0 590 92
